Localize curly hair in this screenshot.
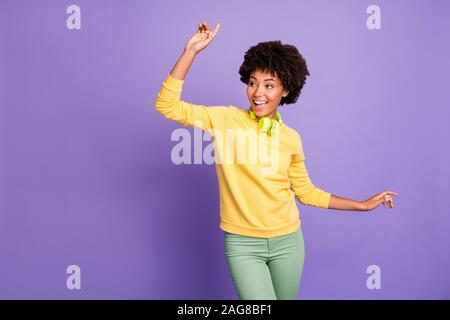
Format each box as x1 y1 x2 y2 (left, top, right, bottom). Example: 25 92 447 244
238 40 310 106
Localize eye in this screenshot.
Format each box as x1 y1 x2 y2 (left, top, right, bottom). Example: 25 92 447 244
266 85 274 89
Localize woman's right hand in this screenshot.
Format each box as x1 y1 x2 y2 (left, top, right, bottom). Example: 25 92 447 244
184 22 220 55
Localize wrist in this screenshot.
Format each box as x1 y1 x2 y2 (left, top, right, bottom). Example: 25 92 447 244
358 201 368 211
183 47 198 57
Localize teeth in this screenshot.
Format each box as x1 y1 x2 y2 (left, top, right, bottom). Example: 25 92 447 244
254 100 268 105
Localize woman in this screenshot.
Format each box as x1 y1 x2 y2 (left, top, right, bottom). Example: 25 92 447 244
154 21 398 300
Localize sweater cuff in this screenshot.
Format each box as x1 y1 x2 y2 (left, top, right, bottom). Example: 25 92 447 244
164 73 185 91
322 191 332 209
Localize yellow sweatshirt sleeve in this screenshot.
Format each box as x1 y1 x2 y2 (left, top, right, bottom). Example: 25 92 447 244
154 73 230 132
288 134 331 208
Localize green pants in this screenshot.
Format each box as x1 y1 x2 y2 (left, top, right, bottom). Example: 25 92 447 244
224 228 305 300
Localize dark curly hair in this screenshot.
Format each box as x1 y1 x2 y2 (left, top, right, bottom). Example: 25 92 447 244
238 40 310 106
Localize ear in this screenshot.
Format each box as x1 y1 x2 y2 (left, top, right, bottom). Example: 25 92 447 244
282 89 289 98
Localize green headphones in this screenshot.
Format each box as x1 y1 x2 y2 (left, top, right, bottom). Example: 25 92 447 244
248 107 283 135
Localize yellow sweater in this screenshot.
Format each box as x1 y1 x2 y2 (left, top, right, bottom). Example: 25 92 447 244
154 73 331 238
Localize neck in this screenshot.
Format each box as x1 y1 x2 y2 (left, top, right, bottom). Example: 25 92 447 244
256 110 276 120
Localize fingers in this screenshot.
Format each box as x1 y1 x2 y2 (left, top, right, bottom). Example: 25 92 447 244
199 22 210 33
387 190 397 208
378 190 398 209
383 194 394 208
381 190 399 197
198 22 220 39
372 190 398 209
212 22 221 37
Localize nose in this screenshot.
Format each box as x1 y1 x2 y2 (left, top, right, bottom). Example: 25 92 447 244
254 84 265 98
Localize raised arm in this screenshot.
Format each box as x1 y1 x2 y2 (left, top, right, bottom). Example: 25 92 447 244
154 22 229 132
170 22 220 80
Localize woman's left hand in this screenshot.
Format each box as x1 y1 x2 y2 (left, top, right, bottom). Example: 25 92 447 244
362 190 398 211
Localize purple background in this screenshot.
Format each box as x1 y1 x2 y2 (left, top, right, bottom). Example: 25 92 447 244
1 0 449 299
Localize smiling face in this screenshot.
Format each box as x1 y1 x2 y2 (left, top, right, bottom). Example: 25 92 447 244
247 69 289 120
